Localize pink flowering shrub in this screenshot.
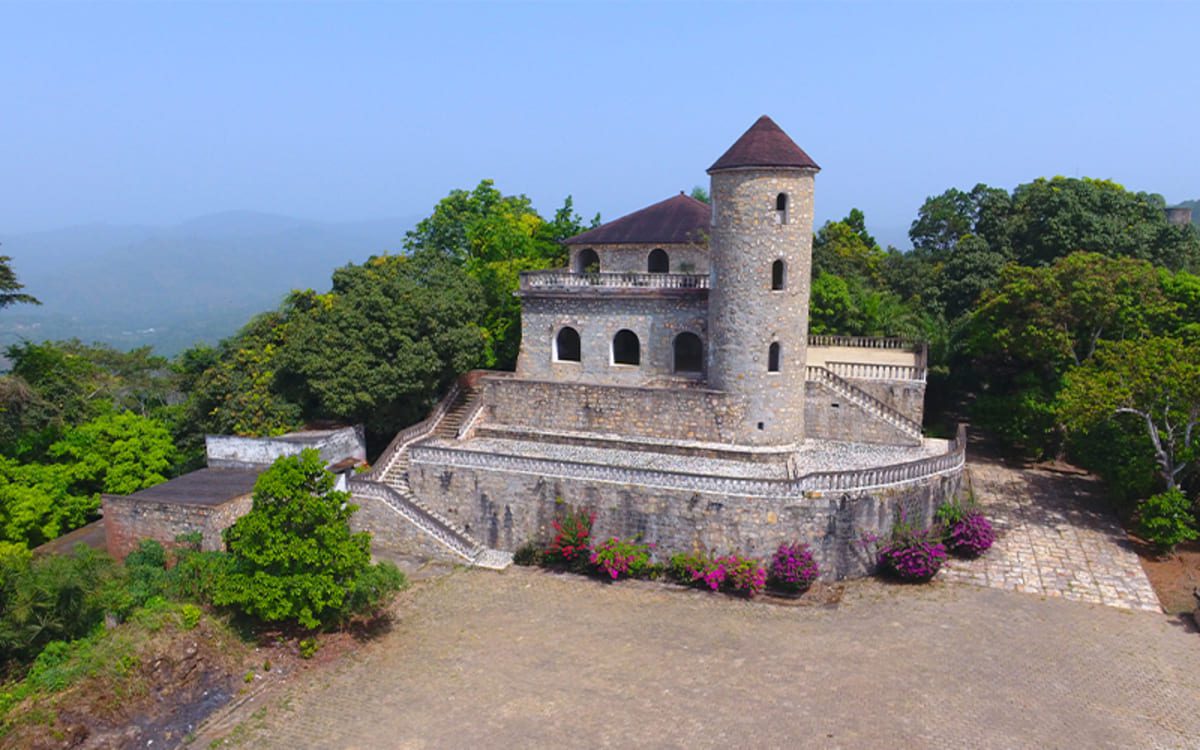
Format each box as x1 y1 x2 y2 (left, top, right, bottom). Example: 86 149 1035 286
767 542 820 593
668 550 765 597
543 506 595 570
719 554 767 597
876 522 947 582
945 512 995 557
589 537 654 580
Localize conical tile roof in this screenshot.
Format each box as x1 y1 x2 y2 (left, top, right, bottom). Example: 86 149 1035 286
708 115 819 173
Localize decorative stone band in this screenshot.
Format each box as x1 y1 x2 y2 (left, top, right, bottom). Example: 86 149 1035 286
806 366 924 440
409 425 966 500
348 478 482 561
825 361 927 383
519 270 709 290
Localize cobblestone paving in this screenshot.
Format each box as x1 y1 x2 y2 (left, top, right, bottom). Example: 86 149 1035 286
941 451 1161 612
212 568 1200 750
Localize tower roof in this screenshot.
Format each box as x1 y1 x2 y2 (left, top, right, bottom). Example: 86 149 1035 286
707 115 820 173
563 193 711 245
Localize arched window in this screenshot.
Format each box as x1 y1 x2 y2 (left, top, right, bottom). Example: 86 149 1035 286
775 193 789 225
768 342 781 372
576 248 600 274
647 248 669 273
612 329 640 366
771 259 786 290
673 332 703 373
554 327 581 362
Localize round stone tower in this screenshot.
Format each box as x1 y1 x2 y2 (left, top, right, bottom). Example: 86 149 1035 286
706 115 820 447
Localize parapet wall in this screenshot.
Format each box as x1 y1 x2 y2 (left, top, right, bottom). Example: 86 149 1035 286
484 377 749 445
206 426 366 469
407 444 963 580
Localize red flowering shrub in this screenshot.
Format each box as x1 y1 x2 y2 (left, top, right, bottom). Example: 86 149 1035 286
543 506 594 570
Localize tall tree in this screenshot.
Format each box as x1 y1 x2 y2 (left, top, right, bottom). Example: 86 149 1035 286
0 255 39 309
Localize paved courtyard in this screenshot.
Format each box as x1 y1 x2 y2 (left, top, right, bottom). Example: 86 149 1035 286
941 451 1161 612
208 565 1200 750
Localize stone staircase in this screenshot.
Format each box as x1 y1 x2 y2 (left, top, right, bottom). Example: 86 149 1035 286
356 382 511 571
806 365 923 442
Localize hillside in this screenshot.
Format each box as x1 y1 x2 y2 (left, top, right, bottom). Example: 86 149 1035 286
0 211 417 356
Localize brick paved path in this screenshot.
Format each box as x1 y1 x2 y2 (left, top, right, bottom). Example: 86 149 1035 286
941 451 1161 612
206 567 1200 750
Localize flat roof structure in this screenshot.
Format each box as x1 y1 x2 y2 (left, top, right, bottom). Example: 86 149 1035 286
124 467 261 507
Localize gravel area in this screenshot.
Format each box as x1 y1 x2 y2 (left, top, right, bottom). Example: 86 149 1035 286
440 435 948 479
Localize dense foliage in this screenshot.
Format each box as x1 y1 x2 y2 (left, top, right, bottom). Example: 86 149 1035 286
214 449 403 630
766 542 820 593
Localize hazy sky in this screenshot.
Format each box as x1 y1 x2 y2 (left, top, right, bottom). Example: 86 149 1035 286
3 1 1198 246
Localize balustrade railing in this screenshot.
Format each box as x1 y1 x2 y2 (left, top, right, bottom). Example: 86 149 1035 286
409 424 966 499
366 382 462 481
807 334 917 350
826 361 926 383
520 270 709 290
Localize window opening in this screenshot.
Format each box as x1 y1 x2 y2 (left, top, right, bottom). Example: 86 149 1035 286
673 332 703 373
613 329 641 366
647 248 669 273
768 342 781 372
576 248 600 274
775 193 789 225
771 259 785 290
555 327 581 362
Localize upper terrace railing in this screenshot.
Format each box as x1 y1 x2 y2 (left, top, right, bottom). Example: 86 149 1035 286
808 335 917 350
519 270 709 291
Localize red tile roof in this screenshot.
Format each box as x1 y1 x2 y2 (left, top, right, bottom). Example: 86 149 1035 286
708 115 820 173
564 193 711 246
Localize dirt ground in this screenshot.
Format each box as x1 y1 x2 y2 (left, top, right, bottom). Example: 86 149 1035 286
1138 539 1200 616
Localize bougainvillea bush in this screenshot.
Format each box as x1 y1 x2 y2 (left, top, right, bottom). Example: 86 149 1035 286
667 550 711 586
876 523 947 582
589 537 654 580
543 506 594 571
668 551 766 597
718 554 767 597
945 512 995 557
767 542 820 594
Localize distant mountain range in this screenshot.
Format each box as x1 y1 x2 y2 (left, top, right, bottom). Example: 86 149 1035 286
0 211 419 357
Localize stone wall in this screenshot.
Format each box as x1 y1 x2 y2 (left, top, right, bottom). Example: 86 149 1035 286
804 381 915 445
516 294 709 385
572 242 709 274
707 167 816 446
408 457 961 580
846 379 926 424
102 494 252 561
206 426 366 469
348 494 465 566
484 377 750 444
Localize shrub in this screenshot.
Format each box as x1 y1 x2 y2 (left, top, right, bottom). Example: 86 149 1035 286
767 542 819 594
945 512 995 557
589 538 653 580
876 520 947 582
1137 488 1199 553
667 550 710 585
543 506 594 570
512 539 544 567
180 603 202 630
717 554 767 597
298 637 319 660
340 560 406 623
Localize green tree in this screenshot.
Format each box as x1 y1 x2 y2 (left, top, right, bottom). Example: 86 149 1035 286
0 255 39 309
689 186 710 204
276 252 489 439
214 449 402 629
49 411 176 495
1060 337 1200 492
0 458 94 547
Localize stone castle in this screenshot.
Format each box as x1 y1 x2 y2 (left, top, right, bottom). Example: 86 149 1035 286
102 116 965 580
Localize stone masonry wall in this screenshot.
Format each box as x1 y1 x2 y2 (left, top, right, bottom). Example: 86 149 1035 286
516 294 709 385
572 242 709 274
707 167 816 446
804 381 916 445
349 494 465 566
846 379 926 424
408 459 961 580
103 494 252 561
484 377 748 444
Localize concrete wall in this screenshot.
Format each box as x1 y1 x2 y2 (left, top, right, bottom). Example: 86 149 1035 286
572 242 710 274
408 459 961 580
206 426 366 469
484 377 750 444
804 381 917 446
103 494 252 561
516 294 709 386
707 168 816 446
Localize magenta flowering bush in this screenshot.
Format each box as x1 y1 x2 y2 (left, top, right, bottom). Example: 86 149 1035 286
945 512 995 557
589 537 654 580
767 542 820 593
543 506 595 571
666 550 766 597
719 554 767 597
877 528 947 582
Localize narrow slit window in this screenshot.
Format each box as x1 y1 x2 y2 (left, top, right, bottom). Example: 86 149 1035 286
771 259 785 290
775 193 789 225
768 342 781 372
554 327 581 362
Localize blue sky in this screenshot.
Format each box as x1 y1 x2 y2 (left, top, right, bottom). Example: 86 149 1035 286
3 1 1197 247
